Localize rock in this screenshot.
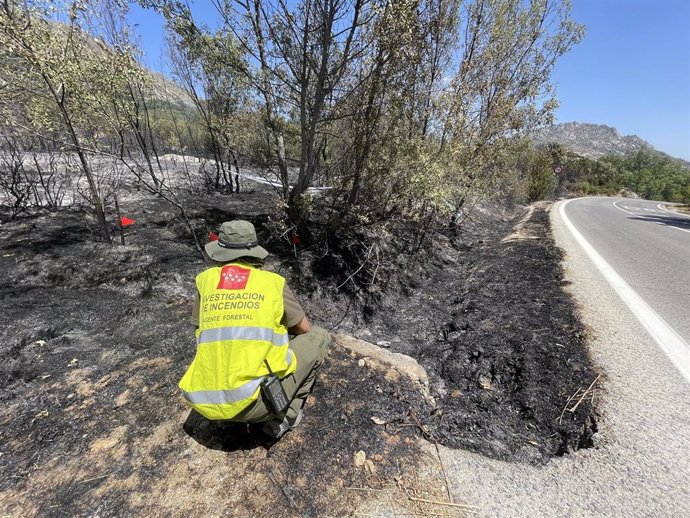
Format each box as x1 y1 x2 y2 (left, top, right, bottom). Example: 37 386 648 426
357 358 366 368
591 432 604 448
114 389 131 408
334 334 433 404
618 187 640 199
353 450 366 467
371 416 386 425
531 122 656 159
478 375 493 390
376 340 391 348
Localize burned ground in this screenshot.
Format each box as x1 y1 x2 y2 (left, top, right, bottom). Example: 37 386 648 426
306 205 600 464
0 188 599 516
0 196 443 517
371 208 598 462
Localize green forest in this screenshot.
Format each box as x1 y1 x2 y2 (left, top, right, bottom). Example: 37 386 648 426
563 148 690 203
520 144 690 204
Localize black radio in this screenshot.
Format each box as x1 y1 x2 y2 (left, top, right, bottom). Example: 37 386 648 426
261 360 290 415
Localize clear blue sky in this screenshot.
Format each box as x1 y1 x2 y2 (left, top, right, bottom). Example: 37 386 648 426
551 0 690 160
129 0 690 160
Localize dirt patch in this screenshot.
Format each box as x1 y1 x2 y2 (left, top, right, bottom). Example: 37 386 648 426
501 201 550 241
0 345 436 517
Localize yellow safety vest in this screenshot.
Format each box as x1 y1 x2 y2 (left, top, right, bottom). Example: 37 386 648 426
179 262 297 420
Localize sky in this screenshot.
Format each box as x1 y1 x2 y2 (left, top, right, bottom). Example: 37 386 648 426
550 0 690 160
129 0 690 160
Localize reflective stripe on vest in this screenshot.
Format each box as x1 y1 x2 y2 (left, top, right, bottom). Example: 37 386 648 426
197 326 288 347
181 349 294 405
182 377 263 405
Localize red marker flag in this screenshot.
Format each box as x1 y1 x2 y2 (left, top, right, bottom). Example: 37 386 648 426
120 216 136 227
290 233 300 258
208 231 219 241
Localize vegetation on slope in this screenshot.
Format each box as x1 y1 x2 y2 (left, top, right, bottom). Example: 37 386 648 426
541 145 690 203
1 0 584 246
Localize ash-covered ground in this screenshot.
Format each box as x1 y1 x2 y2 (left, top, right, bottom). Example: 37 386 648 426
299 203 600 464
340 208 599 463
0 185 599 516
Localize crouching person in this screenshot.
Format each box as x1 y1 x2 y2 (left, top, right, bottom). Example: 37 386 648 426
179 220 330 438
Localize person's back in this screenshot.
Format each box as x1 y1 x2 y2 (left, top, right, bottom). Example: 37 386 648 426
179 220 330 438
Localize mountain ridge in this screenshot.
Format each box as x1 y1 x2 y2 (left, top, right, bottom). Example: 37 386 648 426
531 122 689 167
531 122 653 158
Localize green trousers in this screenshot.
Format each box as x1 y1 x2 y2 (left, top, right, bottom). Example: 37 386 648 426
232 326 331 422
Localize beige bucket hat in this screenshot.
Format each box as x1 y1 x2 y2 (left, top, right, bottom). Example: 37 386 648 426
204 220 269 263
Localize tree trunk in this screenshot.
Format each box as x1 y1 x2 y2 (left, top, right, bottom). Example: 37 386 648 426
251 0 291 201
113 191 126 245
59 99 110 241
228 148 241 193
40 72 110 242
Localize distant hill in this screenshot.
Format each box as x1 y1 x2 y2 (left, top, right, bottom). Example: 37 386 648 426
84 34 194 111
147 71 196 111
531 122 654 159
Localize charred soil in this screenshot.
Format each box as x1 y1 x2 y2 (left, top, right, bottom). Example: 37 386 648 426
303 204 600 464
0 189 599 516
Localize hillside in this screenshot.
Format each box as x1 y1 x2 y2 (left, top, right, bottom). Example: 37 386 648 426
532 122 654 159
85 32 195 112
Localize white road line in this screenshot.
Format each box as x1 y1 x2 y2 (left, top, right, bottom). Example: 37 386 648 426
658 203 690 219
560 199 690 384
614 200 660 216
614 200 690 233
613 200 640 216
654 203 690 233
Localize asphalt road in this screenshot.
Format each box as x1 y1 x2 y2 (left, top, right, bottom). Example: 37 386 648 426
562 197 690 353
426 198 690 517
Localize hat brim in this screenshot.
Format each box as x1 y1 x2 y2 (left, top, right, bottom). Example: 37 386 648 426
204 241 269 263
